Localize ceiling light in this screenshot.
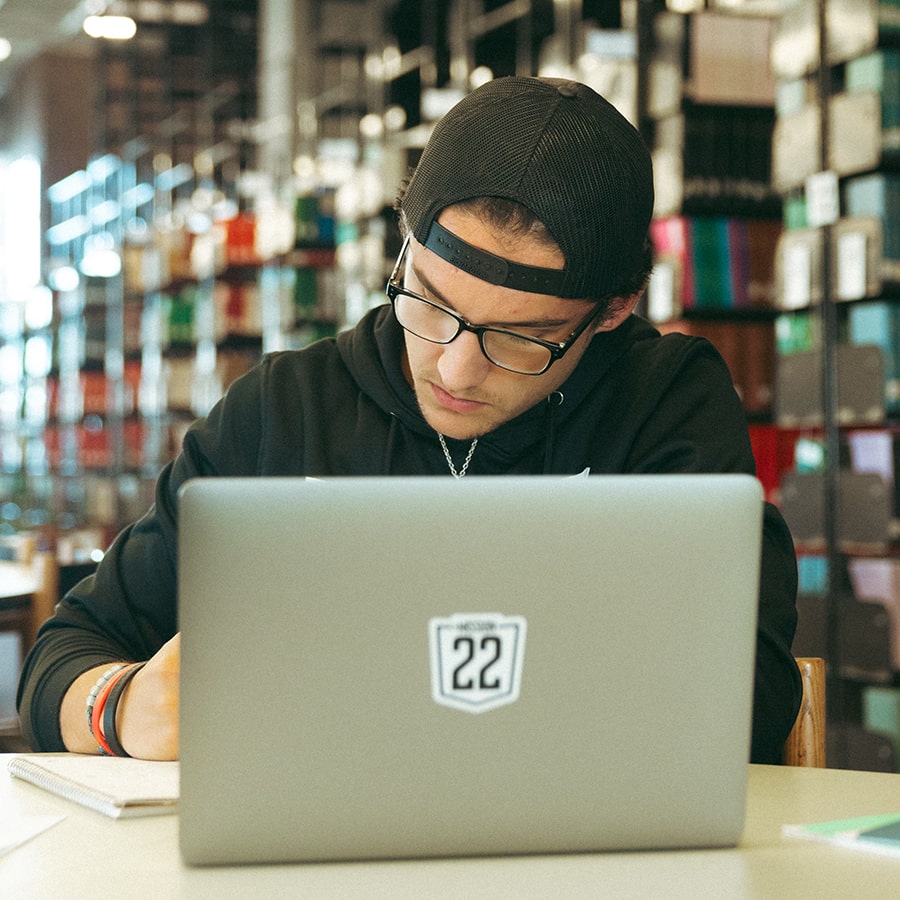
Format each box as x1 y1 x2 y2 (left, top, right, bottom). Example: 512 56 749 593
0 38 11 62
83 15 137 40
469 67 494 90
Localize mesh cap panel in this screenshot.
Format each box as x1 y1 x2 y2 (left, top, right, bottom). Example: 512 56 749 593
401 77 654 301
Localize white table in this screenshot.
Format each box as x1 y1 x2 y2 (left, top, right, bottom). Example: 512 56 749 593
0 563 37 733
0 560 38 597
3 757 900 899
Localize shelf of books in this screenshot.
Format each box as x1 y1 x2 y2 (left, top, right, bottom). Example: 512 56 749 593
643 8 783 426
642 1 900 771
0 145 391 565
767 0 900 771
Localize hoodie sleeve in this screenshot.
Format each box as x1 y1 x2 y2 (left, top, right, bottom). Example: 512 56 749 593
16 360 270 751
752 501 801 763
622 335 802 764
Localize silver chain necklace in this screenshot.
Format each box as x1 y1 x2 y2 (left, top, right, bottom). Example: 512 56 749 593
437 432 478 479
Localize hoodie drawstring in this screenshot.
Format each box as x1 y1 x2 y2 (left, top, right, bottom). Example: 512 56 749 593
543 391 564 473
383 414 399 474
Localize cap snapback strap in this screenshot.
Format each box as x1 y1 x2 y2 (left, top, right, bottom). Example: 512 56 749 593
423 220 567 296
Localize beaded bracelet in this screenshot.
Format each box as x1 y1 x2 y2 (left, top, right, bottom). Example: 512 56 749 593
85 664 127 741
101 662 146 758
90 665 134 756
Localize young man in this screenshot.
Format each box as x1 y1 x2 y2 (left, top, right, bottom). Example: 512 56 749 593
18 77 801 764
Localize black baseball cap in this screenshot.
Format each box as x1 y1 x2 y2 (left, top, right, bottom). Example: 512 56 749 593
401 76 654 301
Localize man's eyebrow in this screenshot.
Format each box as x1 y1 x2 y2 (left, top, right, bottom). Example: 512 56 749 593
410 260 452 306
410 258 573 330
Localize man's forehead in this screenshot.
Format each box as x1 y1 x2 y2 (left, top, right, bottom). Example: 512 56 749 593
405 237 593 326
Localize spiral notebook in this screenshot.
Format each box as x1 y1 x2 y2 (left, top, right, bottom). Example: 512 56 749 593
8 754 179 818
178 474 764 865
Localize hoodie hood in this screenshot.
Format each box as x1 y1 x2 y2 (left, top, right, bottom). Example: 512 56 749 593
336 305 651 471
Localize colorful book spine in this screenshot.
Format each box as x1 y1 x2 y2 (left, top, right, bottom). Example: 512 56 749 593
650 216 696 312
691 217 729 308
652 216 780 313
727 218 750 308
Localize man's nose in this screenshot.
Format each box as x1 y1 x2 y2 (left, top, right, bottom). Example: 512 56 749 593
436 328 492 390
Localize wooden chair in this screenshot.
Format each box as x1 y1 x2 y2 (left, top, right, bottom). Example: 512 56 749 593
0 535 59 746
782 657 827 767
0 534 38 653
28 550 59 645
0 534 59 645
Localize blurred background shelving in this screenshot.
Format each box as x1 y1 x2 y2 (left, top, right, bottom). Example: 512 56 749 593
4 0 900 768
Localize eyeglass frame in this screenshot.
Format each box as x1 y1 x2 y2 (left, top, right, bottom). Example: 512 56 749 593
385 235 605 376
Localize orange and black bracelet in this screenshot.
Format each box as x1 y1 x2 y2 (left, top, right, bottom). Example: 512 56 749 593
90 664 130 755
101 662 146 758
85 664 126 752
88 663 143 756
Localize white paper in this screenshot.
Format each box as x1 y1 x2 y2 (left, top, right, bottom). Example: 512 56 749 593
0 814 64 858
806 170 840 227
837 231 867 301
783 242 812 309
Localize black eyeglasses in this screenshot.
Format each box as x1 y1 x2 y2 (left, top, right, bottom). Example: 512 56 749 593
385 236 603 376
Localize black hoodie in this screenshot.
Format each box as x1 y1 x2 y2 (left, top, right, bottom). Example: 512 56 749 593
17 307 801 762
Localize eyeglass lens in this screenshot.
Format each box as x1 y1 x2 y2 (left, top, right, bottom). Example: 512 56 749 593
392 291 553 374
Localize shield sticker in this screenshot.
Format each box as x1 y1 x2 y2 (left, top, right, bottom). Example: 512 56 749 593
428 612 527 713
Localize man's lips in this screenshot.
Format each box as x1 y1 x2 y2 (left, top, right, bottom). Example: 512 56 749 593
430 382 487 413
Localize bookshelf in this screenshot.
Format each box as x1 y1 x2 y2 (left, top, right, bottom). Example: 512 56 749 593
635 0 900 771
641 7 783 426
770 0 900 771
13 0 898 764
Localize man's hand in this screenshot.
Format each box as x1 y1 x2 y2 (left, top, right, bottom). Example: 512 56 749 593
60 633 180 760
117 633 180 760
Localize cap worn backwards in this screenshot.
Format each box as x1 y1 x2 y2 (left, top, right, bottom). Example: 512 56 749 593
401 76 654 301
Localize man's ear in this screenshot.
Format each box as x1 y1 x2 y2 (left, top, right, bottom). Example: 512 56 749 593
594 292 642 333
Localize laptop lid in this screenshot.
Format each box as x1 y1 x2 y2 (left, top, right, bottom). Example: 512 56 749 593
178 474 762 865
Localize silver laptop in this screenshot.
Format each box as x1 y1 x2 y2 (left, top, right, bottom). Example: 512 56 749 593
177 474 762 865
